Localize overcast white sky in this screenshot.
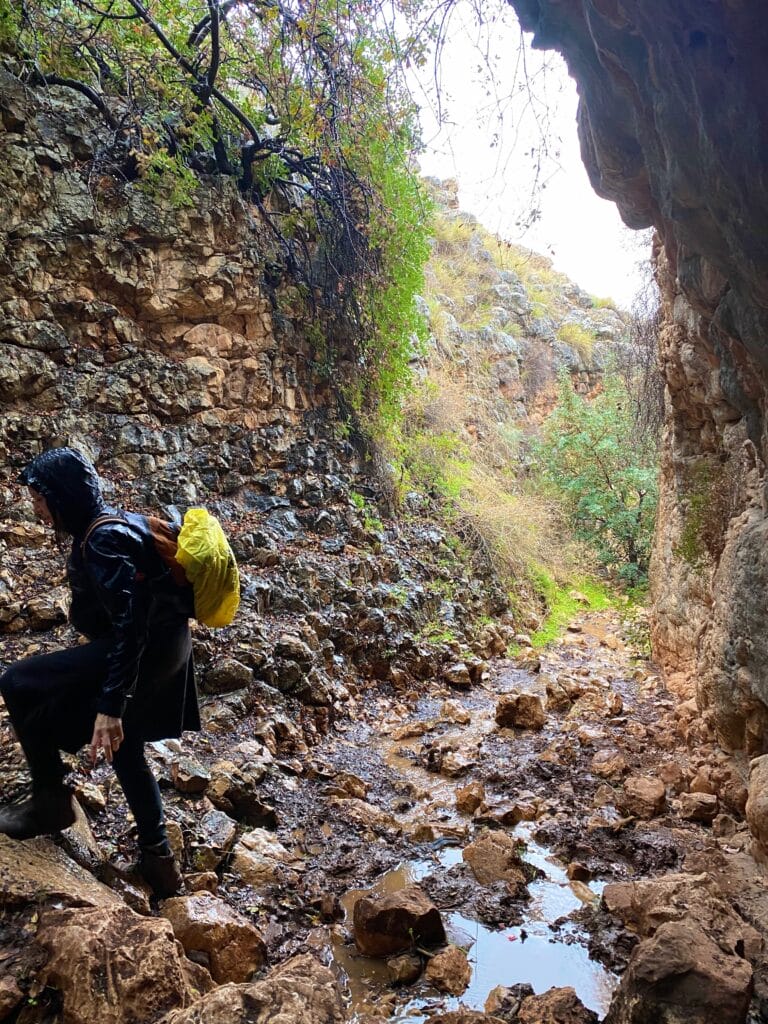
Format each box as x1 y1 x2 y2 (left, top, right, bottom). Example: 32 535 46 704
410 2 649 309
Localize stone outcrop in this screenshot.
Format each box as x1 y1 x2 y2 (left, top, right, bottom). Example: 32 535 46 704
0 65 339 503
504 0 768 791
602 873 757 1024
38 904 213 1024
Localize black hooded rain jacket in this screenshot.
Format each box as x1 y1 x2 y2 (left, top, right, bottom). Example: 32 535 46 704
21 448 200 740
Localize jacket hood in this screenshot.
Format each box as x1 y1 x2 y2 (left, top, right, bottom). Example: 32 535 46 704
20 448 106 537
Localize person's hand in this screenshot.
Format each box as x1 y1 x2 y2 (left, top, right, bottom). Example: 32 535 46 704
89 714 124 765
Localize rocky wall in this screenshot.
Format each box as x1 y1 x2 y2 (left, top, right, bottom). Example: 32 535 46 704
0 65 340 507
506 0 768 756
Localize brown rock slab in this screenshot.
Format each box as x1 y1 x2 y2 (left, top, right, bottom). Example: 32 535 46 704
38 903 213 1024
496 692 546 731
590 749 628 780
519 986 599 1023
618 775 666 819
604 918 752 1024
679 792 718 822
353 884 446 957
161 892 266 983
157 953 345 1024
424 945 471 995
0 835 120 910
328 797 398 833
462 831 527 887
456 782 485 815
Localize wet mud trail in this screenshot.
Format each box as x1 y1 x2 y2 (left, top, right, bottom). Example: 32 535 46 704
272 605 752 1021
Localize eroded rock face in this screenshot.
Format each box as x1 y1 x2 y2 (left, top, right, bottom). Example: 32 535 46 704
504 1 768 769
0 66 340 502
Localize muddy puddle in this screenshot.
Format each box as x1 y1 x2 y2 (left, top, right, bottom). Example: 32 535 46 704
329 829 616 1020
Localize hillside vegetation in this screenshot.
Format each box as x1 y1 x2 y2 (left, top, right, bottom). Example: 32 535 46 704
389 181 658 627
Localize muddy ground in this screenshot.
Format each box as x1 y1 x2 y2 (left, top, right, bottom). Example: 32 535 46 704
1 600 767 1023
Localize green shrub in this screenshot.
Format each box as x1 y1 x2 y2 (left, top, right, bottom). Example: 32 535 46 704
535 371 659 586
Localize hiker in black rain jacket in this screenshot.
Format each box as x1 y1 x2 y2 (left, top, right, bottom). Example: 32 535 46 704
0 447 199 896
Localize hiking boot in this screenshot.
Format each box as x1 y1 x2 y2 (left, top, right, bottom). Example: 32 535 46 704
137 843 184 898
0 786 76 840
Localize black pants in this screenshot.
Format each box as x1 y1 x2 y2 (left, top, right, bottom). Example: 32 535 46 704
0 640 167 849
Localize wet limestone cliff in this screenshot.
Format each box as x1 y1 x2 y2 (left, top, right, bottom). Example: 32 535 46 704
506 0 768 757
0 64 341 504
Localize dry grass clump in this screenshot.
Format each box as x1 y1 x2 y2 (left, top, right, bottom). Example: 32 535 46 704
556 322 595 356
455 466 570 585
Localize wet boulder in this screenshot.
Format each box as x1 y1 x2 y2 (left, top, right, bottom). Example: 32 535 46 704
26 588 68 629
441 700 471 725
456 781 485 815
495 692 546 731
462 831 527 888
156 953 345 1024
387 953 423 985
443 662 472 689
424 944 471 995
230 828 298 887
485 982 535 1018
519 987 599 1023
161 892 266 983
207 763 272 823
202 659 253 694
37 903 213 1024
679 792 718 823
352 884 446 957
618 775 666 819
189 808 238 872
171 757 211 795
604 918 752 1024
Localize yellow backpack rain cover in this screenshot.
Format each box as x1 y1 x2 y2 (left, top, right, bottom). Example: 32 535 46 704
175 508 240 627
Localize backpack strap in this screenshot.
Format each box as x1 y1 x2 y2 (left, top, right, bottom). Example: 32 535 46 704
80 515 128 557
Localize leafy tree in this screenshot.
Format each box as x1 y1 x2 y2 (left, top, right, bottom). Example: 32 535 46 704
535 371 659 586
